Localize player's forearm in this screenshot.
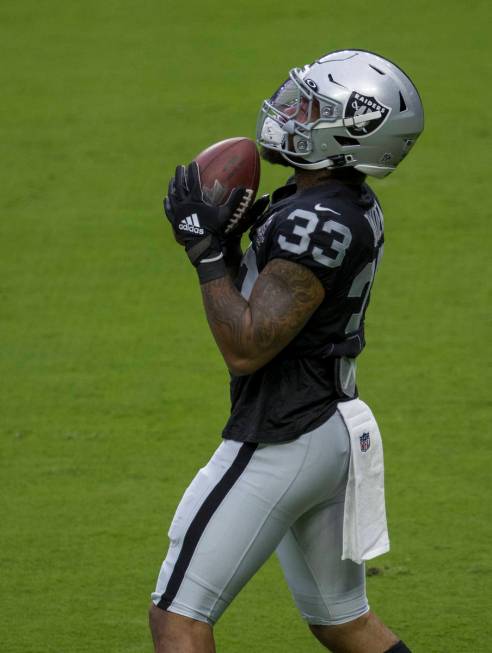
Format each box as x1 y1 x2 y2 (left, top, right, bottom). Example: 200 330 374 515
200 276 262 376
200 259 323 376
201 272 294 377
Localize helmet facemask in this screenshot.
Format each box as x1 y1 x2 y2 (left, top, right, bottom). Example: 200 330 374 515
257 69 344 167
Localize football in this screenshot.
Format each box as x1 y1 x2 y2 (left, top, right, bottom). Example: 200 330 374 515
194 137 260 217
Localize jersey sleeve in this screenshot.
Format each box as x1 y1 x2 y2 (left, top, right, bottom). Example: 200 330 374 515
265 206 356 289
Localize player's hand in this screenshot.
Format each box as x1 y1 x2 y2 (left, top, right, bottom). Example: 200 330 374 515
220 194 270 270
223 194 270 239
164 162 245 283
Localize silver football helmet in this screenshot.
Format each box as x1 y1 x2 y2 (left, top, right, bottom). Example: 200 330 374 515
257 50 424 177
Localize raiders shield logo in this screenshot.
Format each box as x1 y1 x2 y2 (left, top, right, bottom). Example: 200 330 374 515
345 91 391 137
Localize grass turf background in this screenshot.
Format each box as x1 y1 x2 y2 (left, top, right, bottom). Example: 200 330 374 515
1 1 491 651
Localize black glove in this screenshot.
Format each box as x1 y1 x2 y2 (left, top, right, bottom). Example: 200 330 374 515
221 194 270 268
223 194 270 239
164 162 245 283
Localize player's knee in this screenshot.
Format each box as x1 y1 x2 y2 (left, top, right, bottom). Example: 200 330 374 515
149 604 188 647
149 604 211 652
309 611 372 650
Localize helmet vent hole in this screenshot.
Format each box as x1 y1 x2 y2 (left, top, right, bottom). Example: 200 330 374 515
334 136 360 147
369 64 385 75
327 73 347 88
399 91 407 112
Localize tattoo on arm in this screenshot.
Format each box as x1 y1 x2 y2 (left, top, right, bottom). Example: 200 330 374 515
201 258 325 375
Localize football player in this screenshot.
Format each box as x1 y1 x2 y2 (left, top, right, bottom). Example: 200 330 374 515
150 50 424 653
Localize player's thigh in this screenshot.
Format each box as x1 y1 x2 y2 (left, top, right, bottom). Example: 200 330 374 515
151 437 308 625
276 430 368 625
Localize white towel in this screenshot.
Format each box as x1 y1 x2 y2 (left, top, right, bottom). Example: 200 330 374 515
337 399 390 564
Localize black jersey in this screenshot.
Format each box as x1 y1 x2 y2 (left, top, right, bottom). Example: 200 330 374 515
222 179 384 444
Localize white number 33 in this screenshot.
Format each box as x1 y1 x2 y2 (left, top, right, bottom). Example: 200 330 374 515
277 209 352 268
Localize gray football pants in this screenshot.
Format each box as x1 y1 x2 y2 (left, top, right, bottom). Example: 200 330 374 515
151 409 368 625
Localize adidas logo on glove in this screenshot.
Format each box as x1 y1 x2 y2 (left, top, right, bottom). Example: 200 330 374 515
178 214 204 235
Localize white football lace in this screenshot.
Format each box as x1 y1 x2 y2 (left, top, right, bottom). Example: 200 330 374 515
225 189 254 234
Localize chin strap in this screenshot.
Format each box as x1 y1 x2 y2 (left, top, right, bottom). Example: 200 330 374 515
281 152 351 171
280 153 334 170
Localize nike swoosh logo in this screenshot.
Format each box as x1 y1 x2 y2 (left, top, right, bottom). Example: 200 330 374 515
314 203 341 215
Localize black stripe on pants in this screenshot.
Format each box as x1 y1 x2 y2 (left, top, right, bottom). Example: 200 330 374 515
158 441 258 611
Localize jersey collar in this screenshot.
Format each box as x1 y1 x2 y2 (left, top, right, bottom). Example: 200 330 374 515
271 178 373 209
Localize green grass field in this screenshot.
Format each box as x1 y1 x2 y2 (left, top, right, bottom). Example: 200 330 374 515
1 1 491 651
